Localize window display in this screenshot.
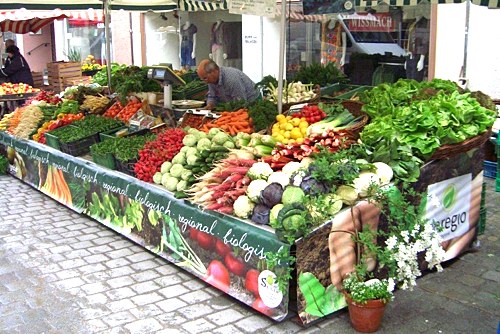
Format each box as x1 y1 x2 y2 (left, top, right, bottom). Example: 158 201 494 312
180 21 197 69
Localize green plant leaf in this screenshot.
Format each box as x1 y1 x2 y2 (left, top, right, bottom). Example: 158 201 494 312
298 272 339 317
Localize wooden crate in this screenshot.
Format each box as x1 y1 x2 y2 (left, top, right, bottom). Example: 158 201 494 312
31 71 44 88
63 76 92 87
47 61 82 78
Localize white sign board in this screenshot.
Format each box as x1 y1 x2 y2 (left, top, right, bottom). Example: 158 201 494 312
229 0 276 17
425 174 472 242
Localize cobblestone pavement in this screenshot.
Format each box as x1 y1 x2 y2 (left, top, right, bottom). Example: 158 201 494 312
0 174 499 334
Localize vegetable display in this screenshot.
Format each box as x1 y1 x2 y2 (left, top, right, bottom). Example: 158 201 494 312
359 79 497 182
266 81 317 104
200 109 253 135
135 128 186 182
292 62 349 88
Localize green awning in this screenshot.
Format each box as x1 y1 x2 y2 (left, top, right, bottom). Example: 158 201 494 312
178 0 228 11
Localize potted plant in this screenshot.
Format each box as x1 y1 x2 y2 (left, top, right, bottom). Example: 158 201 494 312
339 184 446 333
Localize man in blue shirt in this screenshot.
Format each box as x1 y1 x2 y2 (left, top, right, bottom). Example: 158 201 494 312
197 59 259 110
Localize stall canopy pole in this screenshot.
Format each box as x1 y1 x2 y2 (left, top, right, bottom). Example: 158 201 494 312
104 0 112 90
277 0 287 114
461 0 471 79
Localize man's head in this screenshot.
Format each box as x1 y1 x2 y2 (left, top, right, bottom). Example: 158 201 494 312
197 59 219 84
5 39 15 49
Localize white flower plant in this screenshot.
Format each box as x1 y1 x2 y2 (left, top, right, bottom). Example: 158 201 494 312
341 182 446 304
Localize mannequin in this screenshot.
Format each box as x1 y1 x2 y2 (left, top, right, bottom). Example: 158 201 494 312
404 16 429 81
209 19 227 66
180 20 197 69
321 19 346 69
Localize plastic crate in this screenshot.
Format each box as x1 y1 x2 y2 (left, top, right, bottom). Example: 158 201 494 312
92 152 116 170
496 177 500 192
320 83 370 100
115 158 137 176
483 160 497 179
59 133 100 157
44 132 60 150
99 126 129 142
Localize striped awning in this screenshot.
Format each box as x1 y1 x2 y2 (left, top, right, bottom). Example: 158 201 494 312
0 8 68 34
66 8 104 26
275 6 327 21
179 0 228 11
357 0 499 7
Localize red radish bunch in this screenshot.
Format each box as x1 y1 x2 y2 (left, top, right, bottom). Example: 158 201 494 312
204 260 231 293
224 252 246 277
292 104 326 124
134 128 185 182
188 159 256 214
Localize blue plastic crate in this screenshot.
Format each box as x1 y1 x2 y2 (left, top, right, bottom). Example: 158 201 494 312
483 160 497 179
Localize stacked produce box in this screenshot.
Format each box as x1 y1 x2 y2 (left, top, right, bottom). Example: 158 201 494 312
47 61 82 93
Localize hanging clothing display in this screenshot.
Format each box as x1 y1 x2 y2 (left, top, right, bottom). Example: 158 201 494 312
321 20 343 68
180 23 197 67
210 20 225 66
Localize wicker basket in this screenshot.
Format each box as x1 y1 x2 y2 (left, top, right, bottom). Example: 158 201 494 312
340 100 370 139
429 128 492 161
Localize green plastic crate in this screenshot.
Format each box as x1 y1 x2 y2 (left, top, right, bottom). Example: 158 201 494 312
92 152 116 170
320 83 370 100
44 132 60 150
496 177 500 192
99 126 129 142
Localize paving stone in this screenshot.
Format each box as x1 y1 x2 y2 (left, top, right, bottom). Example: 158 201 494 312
179 290 213 303
212 324 246 334
206 308 246 325
55 277 86 289
86 293 109 304
105 287 136 301
131 269 161 282
107 276 135 289
131 260 158 271
107 266 136 278
102 310 137 327
128 304 163 318
131 292 164 306
156 297 188 313
234 315 274 332
158 284 190 298
181 318 216 334
178 303 214 319
105 257 132 269
124 318 163 333
130 281 161 294
107 299 137 312
81 282 109 295
84 254 111 264
482 270 500 282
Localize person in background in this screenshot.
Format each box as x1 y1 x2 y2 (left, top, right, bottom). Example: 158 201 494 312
196 59 259 110
0 45 34 87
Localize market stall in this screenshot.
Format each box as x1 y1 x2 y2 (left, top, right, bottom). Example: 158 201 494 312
0 77 496 327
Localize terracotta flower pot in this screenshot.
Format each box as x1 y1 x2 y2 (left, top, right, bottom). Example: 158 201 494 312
344 293 387 333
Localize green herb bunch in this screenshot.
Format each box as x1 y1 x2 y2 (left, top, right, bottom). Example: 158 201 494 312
0 155 8 174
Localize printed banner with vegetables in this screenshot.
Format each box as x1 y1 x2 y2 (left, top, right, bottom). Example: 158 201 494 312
0 132 292 321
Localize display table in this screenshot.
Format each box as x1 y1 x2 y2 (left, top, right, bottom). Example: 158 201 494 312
0 131 485 325
0 93 37 117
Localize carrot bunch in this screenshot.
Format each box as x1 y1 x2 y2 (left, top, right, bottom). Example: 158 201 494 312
200 109 253 136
